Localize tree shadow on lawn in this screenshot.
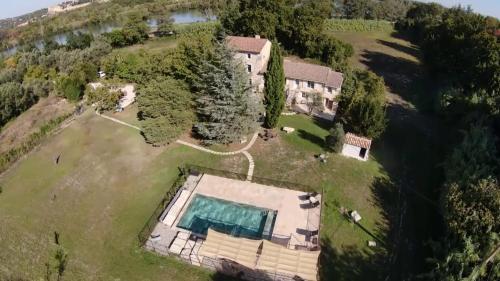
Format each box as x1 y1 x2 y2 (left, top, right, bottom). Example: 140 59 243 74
360 35 446 278
319 236 388 281
375 39 421 59
312 115 334 131
297 129 325 148
318 175 400 281
361 50 422 102
361 36 440 112
368 101 447 280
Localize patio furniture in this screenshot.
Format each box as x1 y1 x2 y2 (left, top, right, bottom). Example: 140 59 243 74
309 196 318 206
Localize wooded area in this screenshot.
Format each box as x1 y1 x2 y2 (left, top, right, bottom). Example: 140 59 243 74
397 3 500 280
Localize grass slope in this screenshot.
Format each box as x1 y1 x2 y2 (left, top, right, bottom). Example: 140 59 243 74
0 110 246 280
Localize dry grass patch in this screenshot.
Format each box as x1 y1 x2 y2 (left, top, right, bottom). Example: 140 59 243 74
0 96 74 153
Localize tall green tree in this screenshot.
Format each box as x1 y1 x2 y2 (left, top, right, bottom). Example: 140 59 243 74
445 125 498 185
0 81 37 126
85 85 122 112
66 32 93 50
194 41 262 144
137 77 193 145
337 70 386 139
264 40 285 128
220 0 353 71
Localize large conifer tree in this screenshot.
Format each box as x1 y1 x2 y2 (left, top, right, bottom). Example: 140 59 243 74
264 41 285 128
195 41 262 144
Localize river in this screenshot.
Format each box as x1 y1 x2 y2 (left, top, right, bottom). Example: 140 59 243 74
2 9 216 56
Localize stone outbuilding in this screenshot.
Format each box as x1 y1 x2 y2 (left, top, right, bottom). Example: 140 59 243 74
341 133 372 161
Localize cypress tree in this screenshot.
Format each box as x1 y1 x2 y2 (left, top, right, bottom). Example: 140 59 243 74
264 40 285 128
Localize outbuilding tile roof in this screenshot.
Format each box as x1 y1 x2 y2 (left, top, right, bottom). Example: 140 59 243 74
226 35 269 54
284 59 344 88
344 133 372 149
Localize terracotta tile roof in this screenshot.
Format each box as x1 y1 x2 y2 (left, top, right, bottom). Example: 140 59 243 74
344 133 372 149
226 36 269 54
284 59 344 88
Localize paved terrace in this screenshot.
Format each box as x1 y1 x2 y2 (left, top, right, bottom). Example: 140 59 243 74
174 174 321 246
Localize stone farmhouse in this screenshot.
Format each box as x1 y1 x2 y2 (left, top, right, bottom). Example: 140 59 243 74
283 60 343 120
227 35 344 120
226 35 272 93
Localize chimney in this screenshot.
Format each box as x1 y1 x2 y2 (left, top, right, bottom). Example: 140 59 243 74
255 35 260 39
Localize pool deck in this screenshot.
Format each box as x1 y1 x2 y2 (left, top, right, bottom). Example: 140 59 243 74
173 174 321 246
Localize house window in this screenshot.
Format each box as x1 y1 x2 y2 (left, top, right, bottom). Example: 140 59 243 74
247 64 252 73
307 81 314 88
328 87 332 93
295 79 300 86
301 92 307 98
247 53 251 59
249 79 252 85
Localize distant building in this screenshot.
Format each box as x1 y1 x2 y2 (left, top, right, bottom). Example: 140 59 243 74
48 0 109 15
341 133 372 161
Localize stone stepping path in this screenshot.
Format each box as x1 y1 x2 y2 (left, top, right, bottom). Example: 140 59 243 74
96 112 141 131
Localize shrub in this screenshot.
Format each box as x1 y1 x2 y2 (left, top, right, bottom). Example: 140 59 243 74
325 123 345 153
85 85 122 111
55 74 84 102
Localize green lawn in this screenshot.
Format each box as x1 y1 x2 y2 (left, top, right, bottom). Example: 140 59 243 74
0 110 247 281
111 36 178 55
106 103 142 128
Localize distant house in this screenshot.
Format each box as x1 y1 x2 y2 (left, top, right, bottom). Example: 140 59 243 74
284 59 343 120
226 35 272 92
341 133 372 161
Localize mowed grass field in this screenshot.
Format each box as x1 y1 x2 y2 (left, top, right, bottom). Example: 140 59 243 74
0 110 247 281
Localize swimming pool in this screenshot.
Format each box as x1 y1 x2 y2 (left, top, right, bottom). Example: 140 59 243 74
177 194 277 239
